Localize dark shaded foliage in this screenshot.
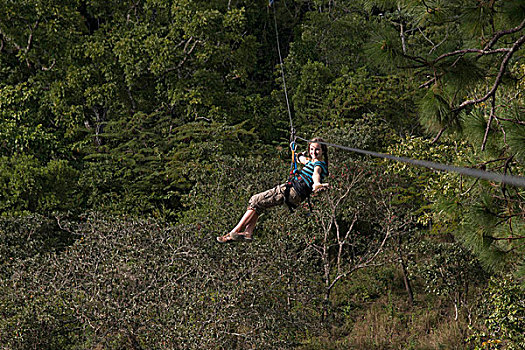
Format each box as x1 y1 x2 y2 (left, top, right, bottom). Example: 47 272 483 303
0 213 322 348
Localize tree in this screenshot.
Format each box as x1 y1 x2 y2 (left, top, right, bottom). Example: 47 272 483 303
307 159 395 321
367 0 525 149
0 210 329 348
0 0 276 217
370 0 525 275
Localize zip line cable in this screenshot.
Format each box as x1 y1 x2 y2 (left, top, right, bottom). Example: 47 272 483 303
271 3 294 136
296 136 525 188
269 2 525 188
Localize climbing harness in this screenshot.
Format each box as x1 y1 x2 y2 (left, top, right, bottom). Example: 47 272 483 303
283 137 300 212
284 136 316 213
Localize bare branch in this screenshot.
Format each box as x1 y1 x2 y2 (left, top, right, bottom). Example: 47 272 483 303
419 76 437 88
454 35 525 112
418 27 435 49
484 17 525 50
165 37 201 73
493 116 508 147
399 22 407 54
489 235 525 241
328 225 390 291
434 48 511 64
481 95 496 151
494 116 525 126
25 19 40 53
432 127 446 143
41 58 56 71
343 213 358 242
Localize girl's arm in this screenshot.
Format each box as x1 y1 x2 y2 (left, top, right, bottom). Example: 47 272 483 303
312 166 329 192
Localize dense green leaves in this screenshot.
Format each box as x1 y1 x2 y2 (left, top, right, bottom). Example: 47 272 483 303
0 0 524 348
0 155 81 215
0 214 322 348
469 277 525 349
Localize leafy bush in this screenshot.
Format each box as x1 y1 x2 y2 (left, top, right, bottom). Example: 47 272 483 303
0 215 77 279
469 277 525 350
0 155 82 215
0 213 323 349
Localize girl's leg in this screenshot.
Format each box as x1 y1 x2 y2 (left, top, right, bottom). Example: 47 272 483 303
218 184 283 242
242 212 259 236
229 209 257 235
217 209 258 242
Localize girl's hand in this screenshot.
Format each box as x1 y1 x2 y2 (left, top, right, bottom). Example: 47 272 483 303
313 183 329 192
297 152 310 164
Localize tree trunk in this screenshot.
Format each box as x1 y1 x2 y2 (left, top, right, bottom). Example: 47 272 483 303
397 236 414 306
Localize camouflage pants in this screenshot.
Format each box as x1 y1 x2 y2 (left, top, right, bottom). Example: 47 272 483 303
248 183 302 215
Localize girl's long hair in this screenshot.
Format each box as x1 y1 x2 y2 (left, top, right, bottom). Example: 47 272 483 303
309 137 329 175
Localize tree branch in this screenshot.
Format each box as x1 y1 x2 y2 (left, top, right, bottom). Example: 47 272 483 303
481 95 496 151
41 58 56 71
494 116 525 126
453 35 525 112
25 19 40 53
434 47 511 64
483 17 525 50
432 127 446 143
488 235 525 241
0 25 21 51
419 76 437 88
165 37 200 73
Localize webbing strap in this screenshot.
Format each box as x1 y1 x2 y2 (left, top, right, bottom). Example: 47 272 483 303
296 136 525 188
290 140 298 174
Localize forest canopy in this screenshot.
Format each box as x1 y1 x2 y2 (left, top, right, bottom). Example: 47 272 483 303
0 0 524 348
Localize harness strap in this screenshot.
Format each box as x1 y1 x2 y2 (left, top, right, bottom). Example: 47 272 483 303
284 132 313 214
283 181 297 213
285 135 299 213
283 176 314 214
289 133 298 175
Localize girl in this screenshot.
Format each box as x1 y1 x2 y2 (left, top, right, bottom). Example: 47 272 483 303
217 137 329 243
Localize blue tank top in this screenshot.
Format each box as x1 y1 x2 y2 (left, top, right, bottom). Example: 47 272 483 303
296 160 328 189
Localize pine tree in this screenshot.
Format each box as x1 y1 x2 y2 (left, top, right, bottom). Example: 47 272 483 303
367 0 525 275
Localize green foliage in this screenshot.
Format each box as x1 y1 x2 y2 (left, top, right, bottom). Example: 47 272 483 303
79 118 255 220
292 60 334 126
0 213 322 348
386 135 473 224
1 0 275 218
0 155 81 215
386 135 525 274
458 193 524 273
0 215 76 276
365 21 407 73
365 0 525 143
412 241 486 301
326 69 418 132
418 87 456 133
288 7 369 71
0 82 58 158
469 276 525 350
0 1 523 348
